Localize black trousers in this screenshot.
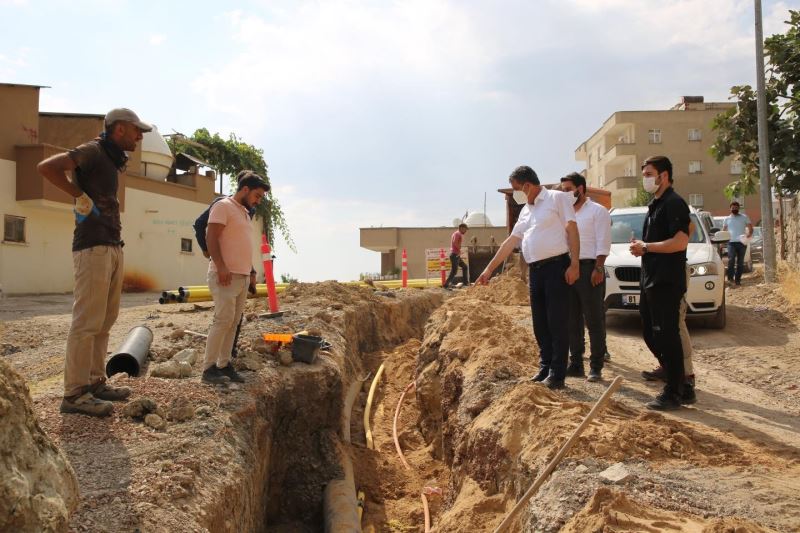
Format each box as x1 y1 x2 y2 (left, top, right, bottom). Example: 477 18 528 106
639 284 685 396
529 255 570 380
445 253 469 287
568 261 607 371
727 242 746 282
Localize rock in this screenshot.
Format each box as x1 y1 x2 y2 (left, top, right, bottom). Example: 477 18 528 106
167 399 195 423
195 405 212 418
315 311 333 323
144 413 166 430
279 350 293 366
121 397 157 419
169 329 186 341
172 348 198 365
150 360 192 379
599 463 633 484
0 359 79 532
575 464 589 474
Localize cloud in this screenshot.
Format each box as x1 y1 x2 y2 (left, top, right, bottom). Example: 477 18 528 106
149 34 166 46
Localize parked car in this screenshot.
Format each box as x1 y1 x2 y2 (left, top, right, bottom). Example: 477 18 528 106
750 226 763 262
605 206 729 329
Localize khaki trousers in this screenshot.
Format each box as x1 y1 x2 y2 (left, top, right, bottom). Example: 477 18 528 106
64 245 124 398
203 272 248 370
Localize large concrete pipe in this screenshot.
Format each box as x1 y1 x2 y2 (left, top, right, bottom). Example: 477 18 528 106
105 325 153 377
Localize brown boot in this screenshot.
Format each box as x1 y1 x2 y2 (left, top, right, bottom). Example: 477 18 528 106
91 382 131 401
60 392 113 417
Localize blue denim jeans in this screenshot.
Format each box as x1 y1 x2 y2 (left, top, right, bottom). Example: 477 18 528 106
727 241 746 283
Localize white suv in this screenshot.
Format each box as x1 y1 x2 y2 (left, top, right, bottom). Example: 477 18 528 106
605 206 730 329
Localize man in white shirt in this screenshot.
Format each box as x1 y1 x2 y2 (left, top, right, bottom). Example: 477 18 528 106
559 173 611 382
477 166 580 389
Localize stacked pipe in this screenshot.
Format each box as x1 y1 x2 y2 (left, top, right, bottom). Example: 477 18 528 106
158 283 289 304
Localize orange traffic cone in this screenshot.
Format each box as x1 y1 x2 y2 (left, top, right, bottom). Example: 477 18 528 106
261 234 279 313
401 248 408 288
440 248 446 286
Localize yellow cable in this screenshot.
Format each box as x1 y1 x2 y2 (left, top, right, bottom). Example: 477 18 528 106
363 363 385 450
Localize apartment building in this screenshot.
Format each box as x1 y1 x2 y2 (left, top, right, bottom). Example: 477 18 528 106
575 96 761 222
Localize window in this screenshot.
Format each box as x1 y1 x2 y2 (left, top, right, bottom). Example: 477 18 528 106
181 238 193 253
3 215 25 243
648 129 662 144
731 160 743 174
688 128 702 141
688 193 704 208
689 160 702 174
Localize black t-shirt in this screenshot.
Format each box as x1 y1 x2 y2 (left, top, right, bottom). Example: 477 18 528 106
68 140 123 252
641 187 690 291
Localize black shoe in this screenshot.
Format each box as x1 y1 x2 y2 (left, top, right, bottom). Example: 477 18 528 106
566 364 585 378
530 367 550 382
604 351 611 362
646 392 681 411
641 366 666 382
201 366 230 385
542 376 566 390
219 364 245 383
681 382 697 405
587 369 602 382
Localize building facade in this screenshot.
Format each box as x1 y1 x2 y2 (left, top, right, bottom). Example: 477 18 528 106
0 83 237 295
574 96 761 222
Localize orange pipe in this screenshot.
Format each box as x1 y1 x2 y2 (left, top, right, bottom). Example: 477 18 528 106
393 380 416 470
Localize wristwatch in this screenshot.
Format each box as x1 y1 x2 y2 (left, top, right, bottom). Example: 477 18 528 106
594 265 604 273
642 243 649 254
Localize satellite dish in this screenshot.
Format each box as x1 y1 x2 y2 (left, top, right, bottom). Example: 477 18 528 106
452 218 461 227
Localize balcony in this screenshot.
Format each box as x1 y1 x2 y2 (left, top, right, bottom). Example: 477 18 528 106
15 144 73 208
15 143 129 211
604 142 636 162
606 175 639 190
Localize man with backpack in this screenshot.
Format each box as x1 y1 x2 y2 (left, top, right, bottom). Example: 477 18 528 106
193 171 261 365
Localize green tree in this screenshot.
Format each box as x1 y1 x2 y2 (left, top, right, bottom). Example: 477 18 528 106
711 10 800 198
167 129 295 251
279 273 299 284
627 180 653 207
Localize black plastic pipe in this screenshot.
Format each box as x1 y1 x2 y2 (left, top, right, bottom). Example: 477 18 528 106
105 325 153 377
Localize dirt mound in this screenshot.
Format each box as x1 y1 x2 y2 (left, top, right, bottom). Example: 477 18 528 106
464 272 529 306
0 359 78 532
562 488 772 533
281 280 377 307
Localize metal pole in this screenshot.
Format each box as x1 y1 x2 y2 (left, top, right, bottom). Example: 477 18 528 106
754 0 777 282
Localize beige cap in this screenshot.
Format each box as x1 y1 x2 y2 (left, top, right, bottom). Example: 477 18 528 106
104 108 153 132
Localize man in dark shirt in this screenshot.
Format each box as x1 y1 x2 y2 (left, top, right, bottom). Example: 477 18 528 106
630 156 690 411
38 108 152 417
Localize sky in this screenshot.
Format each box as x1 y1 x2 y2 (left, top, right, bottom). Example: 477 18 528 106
2 0 798 281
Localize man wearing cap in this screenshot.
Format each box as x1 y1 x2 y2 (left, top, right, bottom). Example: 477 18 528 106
38 108 152 417
202 172 270 385
477 166 580 390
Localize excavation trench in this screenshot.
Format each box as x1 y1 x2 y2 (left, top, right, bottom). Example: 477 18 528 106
202 287 444 532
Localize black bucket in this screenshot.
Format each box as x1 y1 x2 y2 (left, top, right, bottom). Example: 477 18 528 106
292 334 323 364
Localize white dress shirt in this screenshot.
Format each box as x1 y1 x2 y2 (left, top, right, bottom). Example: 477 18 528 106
511 187 576 263
574 198 612 260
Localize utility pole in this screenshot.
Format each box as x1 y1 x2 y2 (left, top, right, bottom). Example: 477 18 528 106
754 0 777 282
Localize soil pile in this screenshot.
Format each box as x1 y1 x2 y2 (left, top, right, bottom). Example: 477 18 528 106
414 283 783 531
562 488 772 533
0 359 78 533
466 271 530 306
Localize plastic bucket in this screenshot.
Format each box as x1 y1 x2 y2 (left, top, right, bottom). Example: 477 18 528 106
292 334 323 364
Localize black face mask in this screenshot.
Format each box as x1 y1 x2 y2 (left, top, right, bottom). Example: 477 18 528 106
731 208 739 215
98 131 129 170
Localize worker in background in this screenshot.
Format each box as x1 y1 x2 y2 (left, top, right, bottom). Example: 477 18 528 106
722 200 753 287
630 156 690 411
38 108 152 417
477 166 580 390
444 223 469 288
202 173 270 385
559 173 611 383
193 171 259 359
